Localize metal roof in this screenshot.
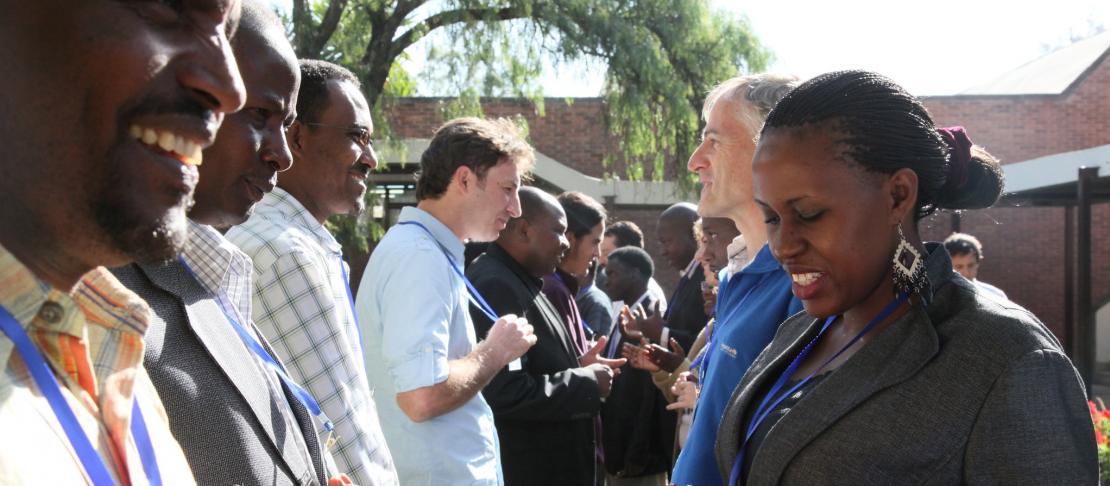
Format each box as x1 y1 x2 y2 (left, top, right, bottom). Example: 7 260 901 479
999 143 1110 206
958 30 1110 96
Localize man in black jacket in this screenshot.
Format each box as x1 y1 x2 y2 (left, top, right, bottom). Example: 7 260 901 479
468 186 625 485
602 247 676 485
626 203 708 353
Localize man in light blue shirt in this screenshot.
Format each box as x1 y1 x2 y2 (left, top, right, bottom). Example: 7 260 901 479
357 117 538 485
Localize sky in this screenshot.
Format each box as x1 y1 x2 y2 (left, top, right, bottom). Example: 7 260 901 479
274 0 1109 97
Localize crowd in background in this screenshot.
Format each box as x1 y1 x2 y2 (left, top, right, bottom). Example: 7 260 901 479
0 1 1100 485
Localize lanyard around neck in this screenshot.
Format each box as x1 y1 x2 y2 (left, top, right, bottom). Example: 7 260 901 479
179 258 334 433
0 305 162 485
729 291 910 486
396 221 499 323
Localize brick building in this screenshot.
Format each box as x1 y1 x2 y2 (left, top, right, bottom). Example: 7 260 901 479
370 31 1109 358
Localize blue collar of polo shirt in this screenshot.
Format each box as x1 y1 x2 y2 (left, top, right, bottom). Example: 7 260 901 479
740 244 781 275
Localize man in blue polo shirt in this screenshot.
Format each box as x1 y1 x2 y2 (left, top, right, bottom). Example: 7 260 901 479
672 74 802 486
357 117 538 485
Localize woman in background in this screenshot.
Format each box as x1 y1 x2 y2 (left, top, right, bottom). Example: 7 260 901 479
715 70 1096 485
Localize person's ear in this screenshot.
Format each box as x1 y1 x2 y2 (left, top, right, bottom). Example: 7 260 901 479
887 168 919 224
565 231 579 250
452 166 474 195
287 121 305 159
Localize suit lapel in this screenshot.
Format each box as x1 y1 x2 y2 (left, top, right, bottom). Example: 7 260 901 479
535 291 578 361
139 261 315 483
750 304 940 484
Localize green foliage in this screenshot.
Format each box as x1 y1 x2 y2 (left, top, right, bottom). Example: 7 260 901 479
287 0 769 247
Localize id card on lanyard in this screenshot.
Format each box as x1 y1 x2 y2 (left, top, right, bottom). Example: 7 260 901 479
0 305 162 486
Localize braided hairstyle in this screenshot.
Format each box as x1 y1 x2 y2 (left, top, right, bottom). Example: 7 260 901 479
761 70 1004 220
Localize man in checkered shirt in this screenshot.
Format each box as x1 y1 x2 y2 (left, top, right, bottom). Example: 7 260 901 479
227 59 398 485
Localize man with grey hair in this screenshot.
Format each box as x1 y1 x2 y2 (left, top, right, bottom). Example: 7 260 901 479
671 74 804 486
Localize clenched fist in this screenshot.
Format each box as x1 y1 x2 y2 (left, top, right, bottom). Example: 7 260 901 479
485 314 537 366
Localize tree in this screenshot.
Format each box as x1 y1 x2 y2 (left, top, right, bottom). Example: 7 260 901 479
287 0 770 181
288 0 769 262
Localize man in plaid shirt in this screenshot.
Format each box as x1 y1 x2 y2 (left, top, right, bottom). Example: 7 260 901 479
228 60 398 485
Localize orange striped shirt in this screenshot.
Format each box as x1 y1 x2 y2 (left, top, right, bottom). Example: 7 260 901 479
0 244 196 485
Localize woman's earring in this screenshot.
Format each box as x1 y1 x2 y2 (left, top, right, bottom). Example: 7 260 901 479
892 225 926 295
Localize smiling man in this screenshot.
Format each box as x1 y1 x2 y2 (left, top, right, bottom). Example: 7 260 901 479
467 187 624 486
227 60 398 485
0 0 245 483
110 3 349 485
357 117 538 485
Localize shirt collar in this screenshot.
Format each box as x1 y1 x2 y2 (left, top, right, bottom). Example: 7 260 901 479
0 244 150 366
486 243 544 292
256 187 342 253
681 258 699 278
740 244 781 274
397 206 465 265
181 219 252 297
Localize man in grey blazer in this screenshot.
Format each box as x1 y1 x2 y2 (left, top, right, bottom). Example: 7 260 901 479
113 3 341 484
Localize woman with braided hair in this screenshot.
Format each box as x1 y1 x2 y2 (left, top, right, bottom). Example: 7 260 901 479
712 70 1096 485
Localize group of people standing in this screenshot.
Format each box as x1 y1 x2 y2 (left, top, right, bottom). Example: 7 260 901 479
0 1 1100 486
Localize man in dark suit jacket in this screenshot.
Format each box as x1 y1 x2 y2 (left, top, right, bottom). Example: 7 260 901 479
602 247 677 485
114 5 344 484
468 187 625 486
631 203 708 353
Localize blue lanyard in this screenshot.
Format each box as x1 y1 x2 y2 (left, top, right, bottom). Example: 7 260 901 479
179 259 334 433
396 221 499 323
729 292 910 485
690 272 768 378
337 253 364 354
0 305 162 485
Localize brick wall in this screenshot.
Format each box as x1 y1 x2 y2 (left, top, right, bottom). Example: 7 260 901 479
375 54 1110 334
919 53 1110 338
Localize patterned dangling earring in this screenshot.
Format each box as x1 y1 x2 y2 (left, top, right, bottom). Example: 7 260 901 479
891 225 926 295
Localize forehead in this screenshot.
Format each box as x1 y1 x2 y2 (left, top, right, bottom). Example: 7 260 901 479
320 80 371 126
701 217 736 235
485 158 523 183
752 126 861 200
706 97 754 138
235 33 298 107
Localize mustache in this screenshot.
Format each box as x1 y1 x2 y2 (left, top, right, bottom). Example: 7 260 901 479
126 95 218 124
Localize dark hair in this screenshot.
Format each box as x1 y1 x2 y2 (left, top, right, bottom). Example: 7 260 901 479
604 221 644 248
608 246 654 281
296 60 361 123
557 191 607 238
762 70 1004 220
416 117 535 200
943 232 984 260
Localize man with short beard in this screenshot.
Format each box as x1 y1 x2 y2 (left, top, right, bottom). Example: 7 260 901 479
112 4 350 485
0 0 245 483
228 60 398 485
467 187 624 485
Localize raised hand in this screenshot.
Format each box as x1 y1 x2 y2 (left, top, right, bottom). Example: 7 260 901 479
580 335 627 370
628 300 665 342
643 337 686 373
621 340 659 372
666 371 699 410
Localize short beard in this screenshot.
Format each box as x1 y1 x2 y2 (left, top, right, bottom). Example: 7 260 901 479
92 163 191 265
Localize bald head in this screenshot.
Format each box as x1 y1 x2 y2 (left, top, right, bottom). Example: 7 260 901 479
657 202 699 270
498 187 569 277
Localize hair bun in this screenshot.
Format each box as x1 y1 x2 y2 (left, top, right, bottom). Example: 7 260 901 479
935 143 1004 210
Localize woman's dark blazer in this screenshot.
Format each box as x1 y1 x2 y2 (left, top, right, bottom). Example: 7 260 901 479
715 244 1097 485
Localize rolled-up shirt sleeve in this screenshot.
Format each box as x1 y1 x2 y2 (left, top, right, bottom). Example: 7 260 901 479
376 242 458 393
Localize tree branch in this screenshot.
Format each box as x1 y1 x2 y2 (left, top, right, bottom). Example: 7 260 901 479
311 0 351 56
389 5 535 59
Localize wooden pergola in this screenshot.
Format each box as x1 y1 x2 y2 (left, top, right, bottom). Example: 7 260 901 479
990 144 1110 395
